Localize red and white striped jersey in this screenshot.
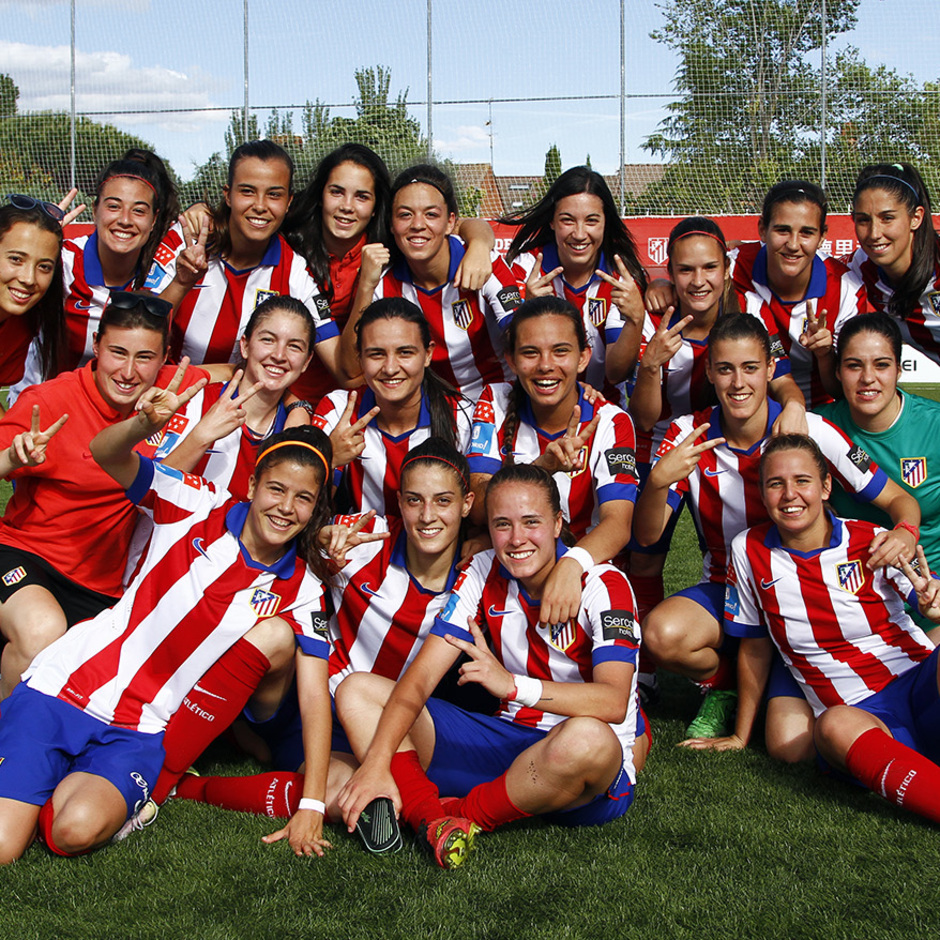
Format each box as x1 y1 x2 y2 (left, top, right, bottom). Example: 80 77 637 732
730 242 867 407
432 547 639 779
467 383 638 539
23 457 329 735
152 381 290 501
372 237 521 401
725 515 933 716
146 224 340 365
313 385 473 517
845 247 940 364
656 401 888 584
328 517 460 693
509 245 639 404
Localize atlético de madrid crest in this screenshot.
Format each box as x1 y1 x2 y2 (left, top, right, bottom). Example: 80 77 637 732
835 560 865 594
901 457 927 489
250 588 281 618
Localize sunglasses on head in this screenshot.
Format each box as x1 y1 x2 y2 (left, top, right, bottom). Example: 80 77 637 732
107 289 173 319
6 193 66 223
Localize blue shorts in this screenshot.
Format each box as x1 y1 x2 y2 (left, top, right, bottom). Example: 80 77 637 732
0 685 164 815
425 697 634 827
854 645 940 763
767 650 804 700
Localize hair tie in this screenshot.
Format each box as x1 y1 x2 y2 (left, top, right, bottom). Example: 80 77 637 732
256 440 329 476
97 173 157 197
400 453 469 492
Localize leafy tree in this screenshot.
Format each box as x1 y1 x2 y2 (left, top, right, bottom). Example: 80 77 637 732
0 73 19 118
544 144 562 186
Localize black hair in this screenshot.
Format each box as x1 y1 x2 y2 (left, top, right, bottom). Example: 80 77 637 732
97 290 170 350
760 179 828 230
501 297 586 464
213 140 294 260
355 297 464 446
500 165 648 293
834 311 903 366
399 436 470 498
666 216 740 317
0 202 66 380
253 425 333 581
759 433 829 486
94 150 178 290
707 312 771 362
853 163 940 323
389 165 457 267
484 463 575 548
242 294 316 351
282 144 390 302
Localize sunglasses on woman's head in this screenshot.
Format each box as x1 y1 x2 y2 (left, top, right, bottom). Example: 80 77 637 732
107 289 173 319
6 193 66 223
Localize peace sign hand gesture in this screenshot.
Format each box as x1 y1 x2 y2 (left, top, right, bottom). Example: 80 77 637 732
192 370 264 445
318 509 390 568
897 546 940 621
534 406 602 474
329 391 380 468
650 422 726 488
526 252 565 298
798 300 833 360
134 358 208 435
175 214 210 289
639 308 694 373
445 618 515 699
596 255 645 330
6 405 68 470
57 188 87 226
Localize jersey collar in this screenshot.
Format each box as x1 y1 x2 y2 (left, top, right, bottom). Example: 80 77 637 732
393 526 463 594
224 234 283 276
357 386 431 433
540 242 608 292
393 235 462 293
225 501 299 577
764 509 842 558
753 245 828 302
83 232 134 290
708 399 780 452
520 383 593 439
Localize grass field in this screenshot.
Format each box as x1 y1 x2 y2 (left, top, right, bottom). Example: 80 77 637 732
1 505 938 940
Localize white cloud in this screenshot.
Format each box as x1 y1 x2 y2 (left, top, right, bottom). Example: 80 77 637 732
1 40 229 133
434 124 491 154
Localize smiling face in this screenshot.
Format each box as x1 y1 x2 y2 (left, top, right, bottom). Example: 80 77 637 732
760 447 831 548
835 328 901 432
0 221 59 321
93 177 156 263
852 187 925 280
321 161 376 253
706 335 774 427
244 459 321 563
240 308 314 393
398 463 472 561
507 313 591 424
757 200 825 300
550 192 605 279
488 480 563 596
390 182 456 269
92 324 167 414
224 156 293 257
359 315 432 410
669 235 727 321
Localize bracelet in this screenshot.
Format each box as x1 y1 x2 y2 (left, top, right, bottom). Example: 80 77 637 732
286 399 315 416
298 798 326 815
562 546 594 574
894 521 920 542
508 674 543 708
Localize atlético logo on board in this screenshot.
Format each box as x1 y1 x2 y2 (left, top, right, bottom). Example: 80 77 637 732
836 560 865 594
901 457 927 488
452 299 474 331
647 237 668 267
2 566 26 587
548 619 577 652
588 297 607 327
250 588 282 618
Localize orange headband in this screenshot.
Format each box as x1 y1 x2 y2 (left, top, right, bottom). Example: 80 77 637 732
255 440 330 476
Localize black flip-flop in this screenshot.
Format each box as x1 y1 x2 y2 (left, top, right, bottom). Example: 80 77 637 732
355 797 403 854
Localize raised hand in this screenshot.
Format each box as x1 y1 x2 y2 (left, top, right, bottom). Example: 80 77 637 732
444 618 514 698
651 422 725 487
639 308 694 372
329 391 380 468
897 545 940 619
134 358 208 433
798 300 833 360
526 252 565 298
318 509 390 568
174 213 210 289
535 406 602 474
6 406 68 470
596 255 645 329
57 188 87 226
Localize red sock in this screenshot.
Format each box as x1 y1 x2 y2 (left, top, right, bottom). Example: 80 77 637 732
441 773 531 831
37 799 92 857
630 573 665 626
845 727 940 824
176 771 311 819
152 638 271 804
390 750 445 830
696 650 736 691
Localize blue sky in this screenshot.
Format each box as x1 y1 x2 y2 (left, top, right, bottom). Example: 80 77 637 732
0 0 936 182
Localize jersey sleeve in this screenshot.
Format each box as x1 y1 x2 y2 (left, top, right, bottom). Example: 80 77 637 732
582 566 640 668
281 578 332 660
723 533 767 639
144 223 184 292
809 412 887 503
127 457 222 522
480 253 522 328
290 257 340 344
591 403 638 504
431 553 490 644
467 384 507 475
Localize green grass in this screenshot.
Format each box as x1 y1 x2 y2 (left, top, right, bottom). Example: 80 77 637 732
2 510 939 939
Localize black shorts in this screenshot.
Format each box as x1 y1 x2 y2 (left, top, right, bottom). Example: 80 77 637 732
0 546 118 627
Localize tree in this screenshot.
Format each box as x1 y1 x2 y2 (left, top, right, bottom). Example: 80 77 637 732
0 73 19 118
543 144 562 186
643 0 862 212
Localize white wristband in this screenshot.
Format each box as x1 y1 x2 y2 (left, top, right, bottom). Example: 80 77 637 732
511 675 544 708
562 546 594 574
298 798 326 815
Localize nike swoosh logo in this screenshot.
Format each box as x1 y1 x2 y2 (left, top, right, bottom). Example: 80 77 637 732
704 467 727 477
192 683 227 701
193 538 210 559
760 577 783 589
74 300 96 310
361 582 381 598
487 605 514 617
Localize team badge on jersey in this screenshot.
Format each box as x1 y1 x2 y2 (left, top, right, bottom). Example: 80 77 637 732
251 588 282 618
2 566 26 587
566 446 588 478
588 297 607 327
600 609 636 642
452 300 474 331
254 289 279 309
836 560 865 594
647 238 668 267
847 444 872 473
548 619 578 652
901 457 927 488
927 292 940 317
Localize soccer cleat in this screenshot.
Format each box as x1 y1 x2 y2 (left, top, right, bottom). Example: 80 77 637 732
422 816 480 870
685 688 738 739
355 797 403 854
111 798 159 843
